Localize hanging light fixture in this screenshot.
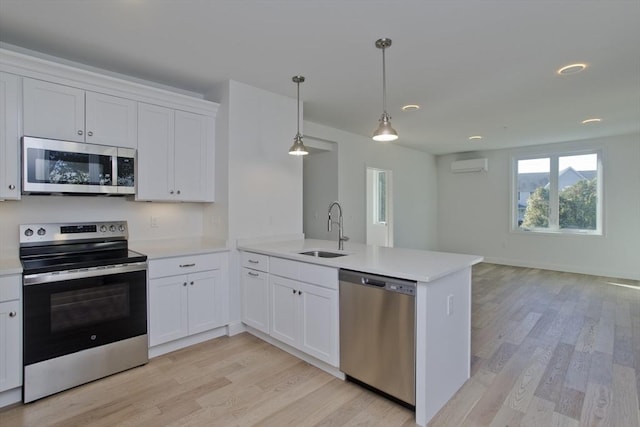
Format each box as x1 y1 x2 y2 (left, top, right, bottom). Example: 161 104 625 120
288 75 309 156
372 38 398 142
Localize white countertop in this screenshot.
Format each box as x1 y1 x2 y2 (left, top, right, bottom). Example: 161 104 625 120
129 237 229 260
238 239 483 283
0 256 22 275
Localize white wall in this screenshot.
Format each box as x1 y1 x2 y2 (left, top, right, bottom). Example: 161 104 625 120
303 121 438 251
303 146 339 241
437 133 640 280
206 80 302 325
0 196 207 258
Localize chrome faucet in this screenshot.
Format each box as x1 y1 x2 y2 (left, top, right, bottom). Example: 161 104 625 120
328 201 349 250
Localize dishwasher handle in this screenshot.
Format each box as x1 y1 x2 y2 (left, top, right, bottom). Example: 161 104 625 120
362 277 386 287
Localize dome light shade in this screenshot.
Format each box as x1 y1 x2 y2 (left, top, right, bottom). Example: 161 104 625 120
373 112 398 141
289 75 309 156
288 134 309 155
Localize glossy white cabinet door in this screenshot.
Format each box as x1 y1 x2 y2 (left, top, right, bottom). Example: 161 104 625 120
137 102 174 200
85 92 137 148
137 104 214 202
298 281 338 366
0 72 20 200
0 299 22 392
269 275 299 348
148 275 189 346
241 268 270 334
269 273 339 366
23 78 85 142
188 269 226 335
174 110 212 201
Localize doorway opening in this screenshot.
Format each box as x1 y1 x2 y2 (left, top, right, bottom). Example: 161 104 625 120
366 167 393 247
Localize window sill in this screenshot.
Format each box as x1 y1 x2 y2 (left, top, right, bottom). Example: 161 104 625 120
511 228 603 237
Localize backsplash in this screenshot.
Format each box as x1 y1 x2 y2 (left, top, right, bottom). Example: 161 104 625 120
0 196 209 256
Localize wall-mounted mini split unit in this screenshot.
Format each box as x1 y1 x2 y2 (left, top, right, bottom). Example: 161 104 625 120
450 158 489 173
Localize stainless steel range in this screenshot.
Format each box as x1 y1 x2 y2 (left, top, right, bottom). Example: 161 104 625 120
19 221 148 403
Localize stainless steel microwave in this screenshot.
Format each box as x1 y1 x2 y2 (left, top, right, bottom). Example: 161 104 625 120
22 136 136 195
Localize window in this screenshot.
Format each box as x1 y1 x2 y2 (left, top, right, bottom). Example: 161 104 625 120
513 151 602 234
373 169 387 224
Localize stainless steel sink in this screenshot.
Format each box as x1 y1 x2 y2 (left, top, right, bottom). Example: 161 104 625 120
299 250 347 258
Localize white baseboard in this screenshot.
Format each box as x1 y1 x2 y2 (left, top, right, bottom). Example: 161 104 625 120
0 387 21 409
243 326 345 380
148 327 227 359
226 320 246 336
482 257 639 281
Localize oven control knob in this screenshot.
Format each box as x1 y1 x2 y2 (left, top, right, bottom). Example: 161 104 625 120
100 225 107 232
109 225 116 232
37 228 46 236
119 224 126 232
25 228 34 237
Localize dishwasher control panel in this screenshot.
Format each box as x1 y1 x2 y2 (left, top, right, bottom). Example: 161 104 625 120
340 269 417 296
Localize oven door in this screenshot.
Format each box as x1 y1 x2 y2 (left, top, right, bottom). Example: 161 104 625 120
23 263 147 366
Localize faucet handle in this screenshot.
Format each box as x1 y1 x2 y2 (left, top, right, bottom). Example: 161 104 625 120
341 236 350 242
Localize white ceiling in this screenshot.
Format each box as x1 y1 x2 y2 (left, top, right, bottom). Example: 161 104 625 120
1 0 639 155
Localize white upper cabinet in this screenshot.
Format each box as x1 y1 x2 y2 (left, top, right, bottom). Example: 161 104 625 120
23 78 137 148
137 102 214 202
85 91 137 148
0 72 21 200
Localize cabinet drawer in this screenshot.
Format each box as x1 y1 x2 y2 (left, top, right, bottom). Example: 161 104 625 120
0 275 21 302
241 252 269 272
270 257 338 290
149 252 222 279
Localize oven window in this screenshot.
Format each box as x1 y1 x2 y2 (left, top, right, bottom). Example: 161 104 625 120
50 283 130 333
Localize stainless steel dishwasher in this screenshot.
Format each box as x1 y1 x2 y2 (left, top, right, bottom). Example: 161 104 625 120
339 269 416 407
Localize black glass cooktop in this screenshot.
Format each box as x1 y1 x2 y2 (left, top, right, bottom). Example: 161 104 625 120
20 240 147 275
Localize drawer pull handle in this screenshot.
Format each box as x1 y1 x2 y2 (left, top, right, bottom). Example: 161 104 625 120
9 311 17 317
179 263 196 268
248 259 259 264
248 271 259 277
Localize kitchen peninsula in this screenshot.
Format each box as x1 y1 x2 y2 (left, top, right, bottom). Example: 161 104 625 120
238 239 483 426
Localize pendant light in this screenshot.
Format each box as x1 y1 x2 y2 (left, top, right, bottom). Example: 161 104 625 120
288 75 309 156
372 38 398 142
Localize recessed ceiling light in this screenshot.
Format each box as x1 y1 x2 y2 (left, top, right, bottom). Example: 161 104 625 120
581 118 602 124
402 104 420 111
468 135 483 141
557 63 587 75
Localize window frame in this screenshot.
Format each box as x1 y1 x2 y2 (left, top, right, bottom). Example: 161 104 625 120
511 148 604 236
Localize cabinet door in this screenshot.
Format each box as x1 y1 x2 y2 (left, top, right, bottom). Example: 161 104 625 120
85 92 137 148
269 275 299 348
187 269 225 335
23 78 85 142
241 268 270 333
174 110 211 201
0 300 22 392
137 103 174 200
148 276 188 346
0 72 20 200
299 282 339 366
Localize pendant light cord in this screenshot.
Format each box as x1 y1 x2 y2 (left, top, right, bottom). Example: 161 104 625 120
382 46 387 115
297 79 301 136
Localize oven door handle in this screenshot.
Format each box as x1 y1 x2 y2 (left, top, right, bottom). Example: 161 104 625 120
23 262 147 286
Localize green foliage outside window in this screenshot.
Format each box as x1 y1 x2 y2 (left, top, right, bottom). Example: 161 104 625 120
522 179 597 230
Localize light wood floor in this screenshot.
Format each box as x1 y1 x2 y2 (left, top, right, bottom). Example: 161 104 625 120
1 263 638 427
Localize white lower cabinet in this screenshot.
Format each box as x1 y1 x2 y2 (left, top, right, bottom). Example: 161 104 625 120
0 275 22 394
148 253 228 348
269 262 339 367
241 268 270 334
